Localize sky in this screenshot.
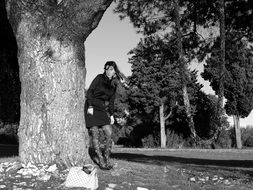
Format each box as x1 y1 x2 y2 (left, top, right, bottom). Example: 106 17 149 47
85 3 253 127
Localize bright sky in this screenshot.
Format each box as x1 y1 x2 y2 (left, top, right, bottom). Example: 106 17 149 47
85 3 253 127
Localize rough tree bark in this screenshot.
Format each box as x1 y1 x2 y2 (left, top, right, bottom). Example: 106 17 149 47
5 0 113 167
173 0 197 141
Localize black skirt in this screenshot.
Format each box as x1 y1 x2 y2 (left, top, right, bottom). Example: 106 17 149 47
84 99 110 128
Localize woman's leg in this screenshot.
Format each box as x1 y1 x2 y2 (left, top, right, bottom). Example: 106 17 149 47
102 124 113 169
90 126 106 168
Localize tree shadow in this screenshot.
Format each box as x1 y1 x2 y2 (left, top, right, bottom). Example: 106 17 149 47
111 152 253 169
111 151 253 181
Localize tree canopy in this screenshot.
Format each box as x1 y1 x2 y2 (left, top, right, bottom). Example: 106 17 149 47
115 0 253 59
202 33 253 119
127 35 179 123
127 34 203 132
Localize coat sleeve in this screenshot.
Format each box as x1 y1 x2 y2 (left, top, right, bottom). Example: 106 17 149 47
108 89 116 116
86 75 100 107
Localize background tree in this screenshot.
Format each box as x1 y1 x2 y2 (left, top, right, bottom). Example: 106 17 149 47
173 0 197 141
193 0 252 145
223 35 253 148
5 0 114 166
127 34 204 147
194 93 229 141
181 0 253 59
115 0 199 140
180 0 253 144
202 33 253 149
199 0 253 148
216 0 225 139
127 35 180 148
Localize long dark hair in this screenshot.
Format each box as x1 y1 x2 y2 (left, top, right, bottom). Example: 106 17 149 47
104 61 123 81
103 61 123 88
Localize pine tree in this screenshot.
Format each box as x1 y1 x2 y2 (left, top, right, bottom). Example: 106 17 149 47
5 0 114 166
128 35 180 147
115 0 198 140
202 33 253 148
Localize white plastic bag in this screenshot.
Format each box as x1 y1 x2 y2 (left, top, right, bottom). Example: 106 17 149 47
65 164 98 189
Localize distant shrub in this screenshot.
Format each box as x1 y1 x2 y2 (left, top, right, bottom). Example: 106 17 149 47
111 124 122 144
244 136 253 147
196 139 213 149
166 129 184 148
94 124 134 147
114 125 135 147
183 137 196 148
213 129 232 149
142 133 160 148
0 122 18 144
242 127 253 147
228 126 253 148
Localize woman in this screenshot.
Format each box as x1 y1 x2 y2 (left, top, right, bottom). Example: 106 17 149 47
85 61 121 170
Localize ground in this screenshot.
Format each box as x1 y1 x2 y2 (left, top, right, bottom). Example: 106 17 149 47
0 146 253 190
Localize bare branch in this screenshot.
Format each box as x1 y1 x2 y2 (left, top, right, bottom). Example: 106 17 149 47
164 101 178 120
57 0 63 5
164 110 172 121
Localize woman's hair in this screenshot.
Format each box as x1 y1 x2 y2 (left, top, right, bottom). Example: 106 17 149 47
104 61 123 80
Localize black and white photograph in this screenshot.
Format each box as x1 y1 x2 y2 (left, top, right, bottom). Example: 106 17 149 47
0 0 253 189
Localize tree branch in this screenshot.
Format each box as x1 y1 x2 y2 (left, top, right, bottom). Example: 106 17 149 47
164 101 178 121
56 0 63 5
6 0 114 41
164 110 172 121
91 0 114 30
56 0 114 38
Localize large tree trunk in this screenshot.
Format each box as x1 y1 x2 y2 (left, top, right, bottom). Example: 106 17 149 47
6 0 113 167
173 0 197 141
233 115 242 149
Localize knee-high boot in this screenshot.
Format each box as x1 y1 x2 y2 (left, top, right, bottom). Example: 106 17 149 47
91 127 106 169
104 137 113 169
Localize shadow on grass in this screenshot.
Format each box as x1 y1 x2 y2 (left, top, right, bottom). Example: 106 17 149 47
1 144 253 178
112 152 253 181
111 152 253 169
1 144 252 169
0 144 18 158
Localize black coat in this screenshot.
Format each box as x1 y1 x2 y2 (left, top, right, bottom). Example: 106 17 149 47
85 74 116 128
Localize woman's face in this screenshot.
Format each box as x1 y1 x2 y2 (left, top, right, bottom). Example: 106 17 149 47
105 65 116 79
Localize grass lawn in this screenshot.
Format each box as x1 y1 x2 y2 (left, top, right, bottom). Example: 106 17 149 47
0 147 253 189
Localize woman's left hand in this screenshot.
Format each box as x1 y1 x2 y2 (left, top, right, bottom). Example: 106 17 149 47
110 115 115 125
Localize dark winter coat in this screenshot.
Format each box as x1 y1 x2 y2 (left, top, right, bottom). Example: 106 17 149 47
85 74 116 128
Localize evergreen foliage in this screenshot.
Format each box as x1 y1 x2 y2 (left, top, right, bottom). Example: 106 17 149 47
127 35 180 124
202 33 253 119
126 34 204 140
